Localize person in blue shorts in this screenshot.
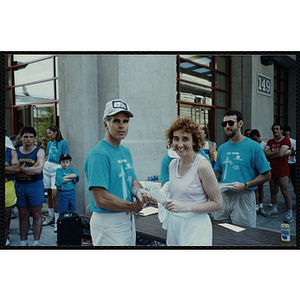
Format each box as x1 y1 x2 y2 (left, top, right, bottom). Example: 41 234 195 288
14 126 45 246
84 99 154 246
54 153 80 232
214 110 271 228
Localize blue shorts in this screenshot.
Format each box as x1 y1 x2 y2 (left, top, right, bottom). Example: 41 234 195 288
57 189 77 213
15 180 45 208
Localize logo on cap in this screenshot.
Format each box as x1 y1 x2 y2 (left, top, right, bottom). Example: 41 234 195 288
112 100 128 110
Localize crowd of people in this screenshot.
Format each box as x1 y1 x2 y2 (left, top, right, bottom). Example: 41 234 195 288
4 99 296 247
5 125 79 246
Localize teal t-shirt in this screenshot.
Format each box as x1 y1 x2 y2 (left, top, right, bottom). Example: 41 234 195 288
46 139 69 164
214 137 271 190
83 139 137 213
55 167 80 191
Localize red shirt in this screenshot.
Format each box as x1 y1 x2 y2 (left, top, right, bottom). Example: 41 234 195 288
266 137 291 170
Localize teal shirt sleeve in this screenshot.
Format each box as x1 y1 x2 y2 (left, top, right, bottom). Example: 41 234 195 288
70 168 80 184
84 152 110 191
55 168 64 188
160 154 173 183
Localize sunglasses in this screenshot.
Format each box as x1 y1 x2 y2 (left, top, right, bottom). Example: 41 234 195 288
221 120 237 127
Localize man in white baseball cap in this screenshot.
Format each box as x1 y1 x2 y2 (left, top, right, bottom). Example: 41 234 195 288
84 99 153 246
103 99 134 120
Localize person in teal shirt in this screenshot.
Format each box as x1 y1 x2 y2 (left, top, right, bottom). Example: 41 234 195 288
43 125 69 228
84 99 154 246
214 110 271 228
55 153 79 232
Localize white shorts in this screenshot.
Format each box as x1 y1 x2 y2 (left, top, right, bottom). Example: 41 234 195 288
90 211 136 246
43 161 61 189
213 190 256 228
166 212 212 246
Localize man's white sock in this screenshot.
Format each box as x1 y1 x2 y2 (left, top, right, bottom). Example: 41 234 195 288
49 208 54 218
54 213 59 223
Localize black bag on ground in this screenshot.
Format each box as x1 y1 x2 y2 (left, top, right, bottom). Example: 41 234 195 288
57 212 81 246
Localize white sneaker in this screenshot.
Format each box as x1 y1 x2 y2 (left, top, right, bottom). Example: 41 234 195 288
284 215 294 223
43 216 54 226
54 223 57 233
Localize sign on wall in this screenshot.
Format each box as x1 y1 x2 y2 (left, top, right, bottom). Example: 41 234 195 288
257 73 271 96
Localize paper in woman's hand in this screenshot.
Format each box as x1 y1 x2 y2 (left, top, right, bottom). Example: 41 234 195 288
149 189 166 205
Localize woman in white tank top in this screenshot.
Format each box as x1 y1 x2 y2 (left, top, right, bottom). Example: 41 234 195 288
162 117 223 246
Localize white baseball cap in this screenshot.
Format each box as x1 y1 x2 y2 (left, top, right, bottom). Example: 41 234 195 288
103 99 134 120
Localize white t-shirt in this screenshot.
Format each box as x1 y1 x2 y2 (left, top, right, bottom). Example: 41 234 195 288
288 138 296 164
260 141 267 150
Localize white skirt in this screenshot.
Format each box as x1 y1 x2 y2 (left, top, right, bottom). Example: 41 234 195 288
159 182 212 246
164 211 212 246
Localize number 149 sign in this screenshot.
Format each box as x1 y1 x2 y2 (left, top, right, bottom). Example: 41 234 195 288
257 74 271 96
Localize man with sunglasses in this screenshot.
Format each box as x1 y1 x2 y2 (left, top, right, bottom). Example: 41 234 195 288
214 110 271 228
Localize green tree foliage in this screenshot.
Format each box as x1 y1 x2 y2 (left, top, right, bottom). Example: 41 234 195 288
33 106 54 145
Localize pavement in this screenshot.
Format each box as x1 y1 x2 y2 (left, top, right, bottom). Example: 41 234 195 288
4 180 297 247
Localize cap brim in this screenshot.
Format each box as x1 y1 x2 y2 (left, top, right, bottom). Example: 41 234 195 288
106 109 134 118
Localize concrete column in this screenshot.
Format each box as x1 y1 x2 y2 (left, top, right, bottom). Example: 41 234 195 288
118 55 177 180
58 55 99 214
231 55 274 142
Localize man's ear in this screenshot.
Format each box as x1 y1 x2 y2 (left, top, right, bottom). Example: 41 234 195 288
238 120 244 128
104 121 109 130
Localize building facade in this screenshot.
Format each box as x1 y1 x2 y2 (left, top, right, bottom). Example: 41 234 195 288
4 53 297 214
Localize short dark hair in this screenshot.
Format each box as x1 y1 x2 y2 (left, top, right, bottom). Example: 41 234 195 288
20 126 36 137
271 123 282 131
224 109 244 122
250 129 260 139
283 125 291 132
47 125 63 142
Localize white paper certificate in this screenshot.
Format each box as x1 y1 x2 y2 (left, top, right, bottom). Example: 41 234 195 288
149 190 166 205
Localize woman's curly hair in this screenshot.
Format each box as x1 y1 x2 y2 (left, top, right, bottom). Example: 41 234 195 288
165 116 205 152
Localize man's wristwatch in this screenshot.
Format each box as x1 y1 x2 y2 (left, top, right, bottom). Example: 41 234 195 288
244 182 248 190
